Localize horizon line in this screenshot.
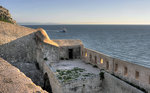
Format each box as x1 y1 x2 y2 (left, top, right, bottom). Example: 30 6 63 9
20 23 150 25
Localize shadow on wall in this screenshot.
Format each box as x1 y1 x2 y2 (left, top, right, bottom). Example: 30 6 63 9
44 73 53 93
0 32 37 63
0 32 45 86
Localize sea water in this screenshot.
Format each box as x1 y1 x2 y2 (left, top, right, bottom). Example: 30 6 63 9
24 25 150 68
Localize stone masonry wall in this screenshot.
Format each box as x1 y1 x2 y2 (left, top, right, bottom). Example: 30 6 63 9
59 46 81 60
101 71 143 93
82 47 150 93
0 21 37 63
62 76 101 93
43 62 63 93
0 21 59 88
36 41 59 71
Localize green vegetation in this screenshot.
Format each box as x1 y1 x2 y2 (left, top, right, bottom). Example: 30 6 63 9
99 72 104 80
83 73 94 77
0 17 13 24
56 67 95 83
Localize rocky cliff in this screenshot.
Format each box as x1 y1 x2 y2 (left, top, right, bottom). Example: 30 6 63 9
0 6 16 24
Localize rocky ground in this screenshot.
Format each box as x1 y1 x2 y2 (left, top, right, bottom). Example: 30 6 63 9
0 6 16 24
0 58 47 93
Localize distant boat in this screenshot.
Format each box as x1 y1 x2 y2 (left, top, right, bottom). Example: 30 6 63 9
59 28 67 33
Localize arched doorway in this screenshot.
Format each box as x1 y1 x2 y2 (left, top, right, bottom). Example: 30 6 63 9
43 73 52 93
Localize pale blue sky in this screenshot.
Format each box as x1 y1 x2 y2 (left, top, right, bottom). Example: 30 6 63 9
1 0 150 24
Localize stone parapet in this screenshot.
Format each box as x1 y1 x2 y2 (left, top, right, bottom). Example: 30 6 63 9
82 47 150 93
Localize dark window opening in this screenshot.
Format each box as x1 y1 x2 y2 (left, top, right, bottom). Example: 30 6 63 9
124 67 128 76
106 61 109 70
135 71 139 79
95 56 97 64
69 49 73 59
90 54 92 61
43 73 53 93
82 51 83 56
35 62 40 70
149 76 150 84
115 64 118 72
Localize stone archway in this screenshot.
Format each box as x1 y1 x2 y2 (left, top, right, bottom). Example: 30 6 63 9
43 73 52 93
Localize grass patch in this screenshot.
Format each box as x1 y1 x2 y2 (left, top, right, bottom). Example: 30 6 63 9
83 73 94 77
0 17 13 24
56 67 95 83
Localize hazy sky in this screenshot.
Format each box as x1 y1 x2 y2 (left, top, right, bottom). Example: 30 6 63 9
1 0 150 24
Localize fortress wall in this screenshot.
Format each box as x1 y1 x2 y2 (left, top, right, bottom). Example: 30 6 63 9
101 71 143 93
62 76 101 93
59 47 68 59
82 47 150 92
0 32 37 63
0 21 37 63
0 21 59 66
43 62 102 93
0 21 59 87
36 41 59 71
43 62 63 93
81 48 114 73
59 45 81 60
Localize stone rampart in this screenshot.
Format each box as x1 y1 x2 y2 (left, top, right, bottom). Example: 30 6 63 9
82 47 150 92
0 21 59 88
0 21 37 63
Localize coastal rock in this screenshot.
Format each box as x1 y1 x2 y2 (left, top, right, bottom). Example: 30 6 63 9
0 6 16 24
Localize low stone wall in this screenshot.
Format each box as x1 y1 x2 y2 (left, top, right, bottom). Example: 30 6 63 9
101 71 143 93
43 62 63 93
62 76 101 93
82 47 150 92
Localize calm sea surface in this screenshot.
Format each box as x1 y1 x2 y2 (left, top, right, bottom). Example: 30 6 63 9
24 25 150 68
